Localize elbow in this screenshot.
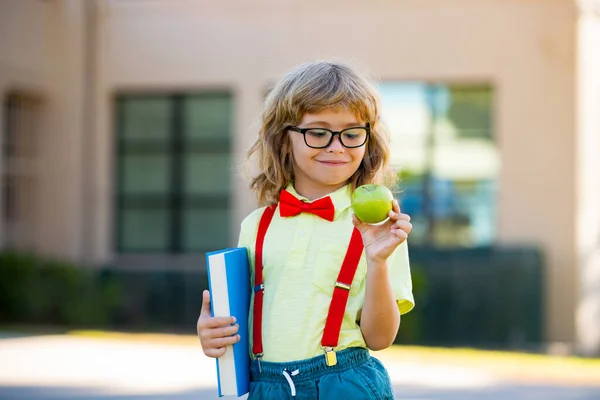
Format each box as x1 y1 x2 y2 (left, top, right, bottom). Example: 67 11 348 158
365 335 396 351
361 309 401 351
364 323 399 350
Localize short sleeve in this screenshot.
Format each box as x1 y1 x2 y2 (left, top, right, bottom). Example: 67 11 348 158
389 241 415 315
237 214 254 254
236 207 265 281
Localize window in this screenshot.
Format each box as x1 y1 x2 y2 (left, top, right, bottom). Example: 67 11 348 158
2 93 41 251
115 93 233 253
380 83 498 248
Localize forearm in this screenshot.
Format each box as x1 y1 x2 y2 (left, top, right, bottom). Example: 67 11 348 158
359 260 400 351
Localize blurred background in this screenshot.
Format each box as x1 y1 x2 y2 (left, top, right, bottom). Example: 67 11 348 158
1 0 600 399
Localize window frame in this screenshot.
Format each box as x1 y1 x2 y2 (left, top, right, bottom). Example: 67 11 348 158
113 92 233 254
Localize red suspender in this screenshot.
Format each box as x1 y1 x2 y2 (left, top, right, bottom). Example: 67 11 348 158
321 227 364 348
252 204 364 364
252 204 276 358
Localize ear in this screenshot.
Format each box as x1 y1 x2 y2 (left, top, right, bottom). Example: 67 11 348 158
282 140 295 176
281 134 293 157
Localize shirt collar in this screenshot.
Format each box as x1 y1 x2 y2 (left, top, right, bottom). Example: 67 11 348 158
284 183 352 220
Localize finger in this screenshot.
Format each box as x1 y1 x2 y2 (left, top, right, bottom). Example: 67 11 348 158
393 199 400 213
391 228 409 241
202 323 240 340
388 211 411 224
388 200 401 220
207 334 241 349
352 214 366 229
393 220 413 234
203 346 227 358
199 315 237 330
200 290 212 317
397 213 411 222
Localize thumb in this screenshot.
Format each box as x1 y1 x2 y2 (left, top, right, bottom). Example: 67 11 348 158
200 290 212 317
393 198 401 214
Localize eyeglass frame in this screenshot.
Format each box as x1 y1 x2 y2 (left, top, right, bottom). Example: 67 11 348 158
286 122 371 149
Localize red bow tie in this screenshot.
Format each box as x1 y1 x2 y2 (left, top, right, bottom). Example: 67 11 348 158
279 190 335 221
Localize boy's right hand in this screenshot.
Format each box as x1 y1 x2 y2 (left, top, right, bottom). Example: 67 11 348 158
197 290 240 358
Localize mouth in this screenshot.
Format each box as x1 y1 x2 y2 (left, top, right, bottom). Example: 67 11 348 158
317 160 349 166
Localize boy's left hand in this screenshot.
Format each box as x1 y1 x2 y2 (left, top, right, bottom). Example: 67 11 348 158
352 199 412 265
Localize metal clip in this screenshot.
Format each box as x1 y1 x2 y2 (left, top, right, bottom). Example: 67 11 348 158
334 281 351 291
255 353 263 373
324 347 337 367
254 283 264 293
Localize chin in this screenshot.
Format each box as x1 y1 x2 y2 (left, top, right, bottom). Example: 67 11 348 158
320 178 352 187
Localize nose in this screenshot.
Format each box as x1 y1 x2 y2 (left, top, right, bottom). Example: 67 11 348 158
326 134 345 153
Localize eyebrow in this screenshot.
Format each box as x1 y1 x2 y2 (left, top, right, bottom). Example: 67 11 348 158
301 121 362 128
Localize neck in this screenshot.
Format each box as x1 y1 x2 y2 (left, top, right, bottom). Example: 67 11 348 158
293 181 348 201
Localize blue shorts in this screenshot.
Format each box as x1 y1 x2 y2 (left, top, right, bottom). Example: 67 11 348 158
248 347 395 400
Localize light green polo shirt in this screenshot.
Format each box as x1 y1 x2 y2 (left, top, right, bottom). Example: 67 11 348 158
238 183 415 363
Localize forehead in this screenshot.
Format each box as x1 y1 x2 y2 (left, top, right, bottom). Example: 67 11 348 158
299 107 364 126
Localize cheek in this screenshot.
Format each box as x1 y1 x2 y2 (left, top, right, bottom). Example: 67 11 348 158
290 144 313 169
292 144 318 164
288 138 302 161
351 148 367 164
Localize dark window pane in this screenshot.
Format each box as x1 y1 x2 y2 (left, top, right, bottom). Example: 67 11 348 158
120 154 171 195
2 94 41 252
444 85 493 139
121 98 172 141
451 179 497 245
184 153 230 195
4 95 39 159
184 94 232 140
3 177 17 223
429 179 497 247
397 173 428 245
120 208 170 251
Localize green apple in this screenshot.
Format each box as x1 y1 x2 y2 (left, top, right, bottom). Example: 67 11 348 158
351 184 394 224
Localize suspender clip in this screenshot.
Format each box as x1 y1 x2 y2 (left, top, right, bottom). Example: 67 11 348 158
255 353 264 373
254 284 264 293
323 347 337 367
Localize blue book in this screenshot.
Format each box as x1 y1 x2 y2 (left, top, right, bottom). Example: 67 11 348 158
205 247 251 398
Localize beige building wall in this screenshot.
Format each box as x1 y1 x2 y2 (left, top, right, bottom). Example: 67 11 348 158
1 0 596 349
0 0 84 260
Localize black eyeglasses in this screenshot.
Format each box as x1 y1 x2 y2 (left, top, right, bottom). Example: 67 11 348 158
287 123 370 149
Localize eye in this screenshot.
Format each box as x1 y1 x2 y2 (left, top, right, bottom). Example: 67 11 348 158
342 128 367 140
306 129 330 138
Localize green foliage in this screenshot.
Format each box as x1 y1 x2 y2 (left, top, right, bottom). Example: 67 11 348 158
0 252 121 327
